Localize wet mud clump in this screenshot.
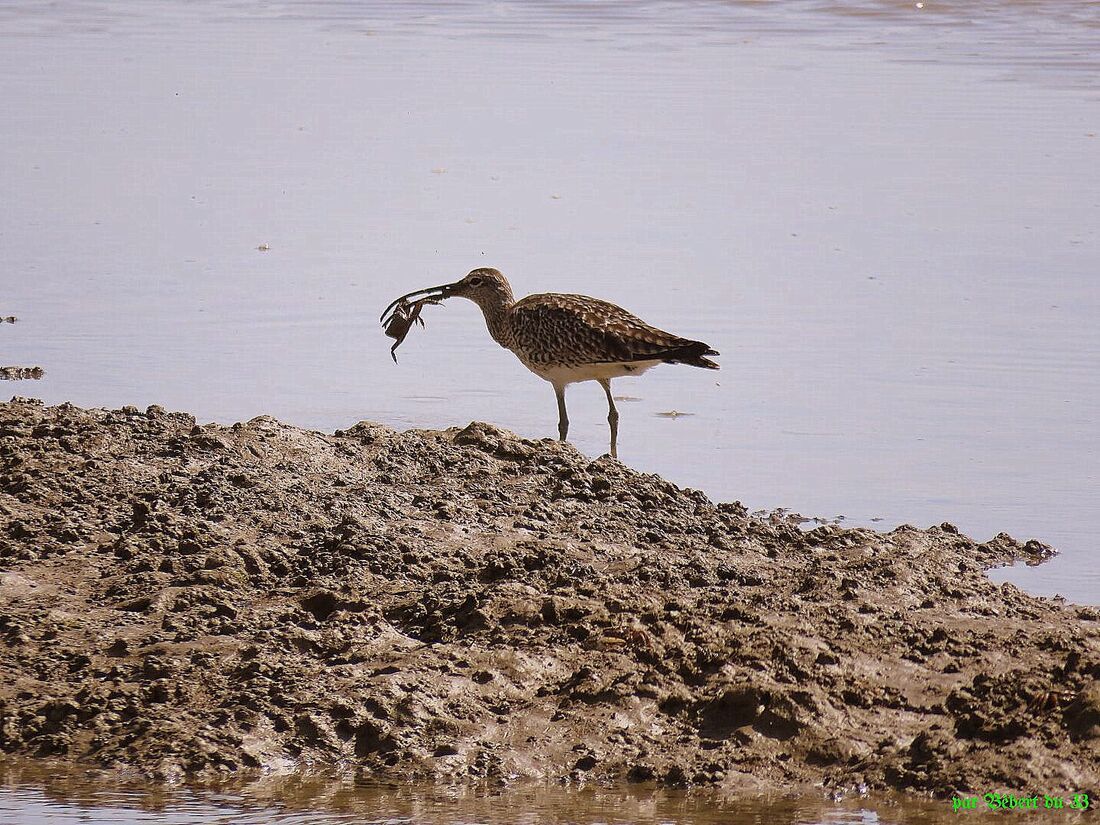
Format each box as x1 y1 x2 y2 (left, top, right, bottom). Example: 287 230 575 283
0 367 45 381
0 399 1096 796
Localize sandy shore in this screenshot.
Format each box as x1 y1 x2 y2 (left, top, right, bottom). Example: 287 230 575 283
0 398 1096 796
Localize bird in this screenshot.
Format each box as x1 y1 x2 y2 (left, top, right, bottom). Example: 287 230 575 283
380 268 719 459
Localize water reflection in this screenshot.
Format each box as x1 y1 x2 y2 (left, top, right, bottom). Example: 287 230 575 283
0 758 966 825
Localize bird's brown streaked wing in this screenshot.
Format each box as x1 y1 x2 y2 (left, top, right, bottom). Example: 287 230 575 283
511 294 696 366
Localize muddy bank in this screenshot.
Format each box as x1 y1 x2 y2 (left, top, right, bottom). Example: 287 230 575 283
0 398 1097 797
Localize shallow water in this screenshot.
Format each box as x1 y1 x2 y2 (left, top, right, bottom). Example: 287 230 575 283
0 758 995 825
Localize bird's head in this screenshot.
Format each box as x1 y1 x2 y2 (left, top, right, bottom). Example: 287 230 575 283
444 268 514 308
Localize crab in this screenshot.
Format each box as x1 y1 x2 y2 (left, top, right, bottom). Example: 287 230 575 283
380 295 442 363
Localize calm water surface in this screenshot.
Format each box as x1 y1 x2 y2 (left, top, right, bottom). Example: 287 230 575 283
0 2 1098 820
0 758 988 825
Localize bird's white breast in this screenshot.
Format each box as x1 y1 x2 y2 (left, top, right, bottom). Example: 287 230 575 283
521 359 663 387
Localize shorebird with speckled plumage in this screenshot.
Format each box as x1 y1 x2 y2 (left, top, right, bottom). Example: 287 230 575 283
380 268 719 458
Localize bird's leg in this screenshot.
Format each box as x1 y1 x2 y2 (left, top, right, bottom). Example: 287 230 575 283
554 384 569 442
599 379 619 459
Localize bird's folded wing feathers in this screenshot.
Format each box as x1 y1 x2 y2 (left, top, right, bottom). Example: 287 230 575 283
511 295 698 365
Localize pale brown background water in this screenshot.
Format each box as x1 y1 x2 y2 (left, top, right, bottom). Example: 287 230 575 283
1 1 1098 821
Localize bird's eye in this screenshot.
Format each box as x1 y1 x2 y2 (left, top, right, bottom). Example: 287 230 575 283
468 276 483 287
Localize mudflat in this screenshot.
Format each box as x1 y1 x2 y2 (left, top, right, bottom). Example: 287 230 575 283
0 398 1096 796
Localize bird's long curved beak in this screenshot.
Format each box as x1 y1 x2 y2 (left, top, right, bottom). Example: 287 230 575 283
379 282 457 324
